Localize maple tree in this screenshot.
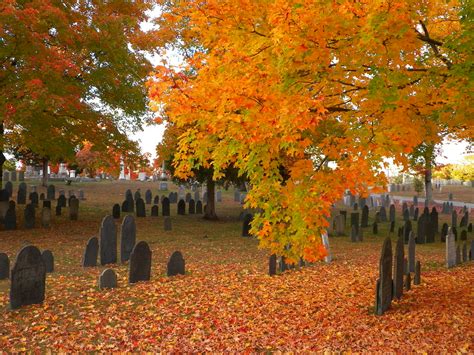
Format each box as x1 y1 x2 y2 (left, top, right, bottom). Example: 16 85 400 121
0 0 156 185
149 0 474 262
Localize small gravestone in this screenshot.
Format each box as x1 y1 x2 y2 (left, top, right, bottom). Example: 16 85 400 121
120 215 136 263
242 213 253 237
69 197 79 221
440 223 449 243
41 207 51 228
446 228 456 268
0 253 10 280
414 261 421 285
196 200 203 214
121 200 129 213
167 251 185 276
112 204 120 219
24 204 35 229
4 202 16 230
393 237 404 300
153 195 159 205
357 227 363 242
99 268 117 290
151 205 159 217
43 200 51 209
125 189 133 201
405 273 411 291
67 190 75 199
164 216 172 231
145 190 152 204
462 242 467 263
408 232 415 273
41 250 54 273
83 237 99 267
126 195 134 213
159 182 168 191
55 205 61 216
29 192 39 207
188 199 195 214
17 183 27 205
57 195 66 208
375 238 392 315
177 199 186 215
379 206 387 222
389 204 396 223
47 185 55 200
100 215 117 265
5 181 13 198
185 192 192 203
361 205 369 228
350 212 359 234
403 220 412 244
129 241 151 283
269 254 277 276
373 222 378 234
162 197 170 216
135 198 146 218
460 230 467 241
10 245 46 309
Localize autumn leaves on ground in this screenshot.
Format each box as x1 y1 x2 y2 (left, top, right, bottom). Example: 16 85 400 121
0 181 472 352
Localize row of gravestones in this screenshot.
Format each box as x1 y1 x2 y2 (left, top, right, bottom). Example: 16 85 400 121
0 246 54 309
375 236 422 315
2 171 24 182
127 188 223 207
445 228 474 268
2 182 85 203
115 198 205 219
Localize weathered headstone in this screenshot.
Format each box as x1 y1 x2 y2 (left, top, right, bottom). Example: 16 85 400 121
389 204 396 223
69 197 79 221
55 205 61 216
393 237 404 300
29 191 39 207
361 205 369 228
455 245 461 265
41 207 51 228
462 242 467 263
120 215 136 263
177 199 186 215
43 200 51 209
403 220 412 244
83 237 98 267
167 251 185 276
100 215 117 265
468 223 473 233
334 215 345 236
164 216 172 231
129 241 152 283
408 232 415 273
269 254 277 276
112 204 120 219
41 250 54 273
47 185 56 200
57 195 66 208
151 205 159 217
375 238 392 315
39 193 45 201
10 245 46 309
430 207 438 234
78 190 85 201
0 253 10 280
153 195 159 205
390 221 395 234
4 201 16 230
99 268 117 290
24 203 35 229
135 198 146 218
441 223 449 243
242 213 253 237
417 214 426 244
403 208 409 222
17 182 27 205
379 206 387 222
446 228 456 268
18 171 25 181
188 199 195 214
162 197 170 216
145 189 152 204
134 189 141 201
413 207 419 221
185 192 192 203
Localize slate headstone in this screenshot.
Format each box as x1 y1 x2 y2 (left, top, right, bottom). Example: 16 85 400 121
379 206 387 222
24 203 35 229
153 195 159 205
29 192 39 207
373 222 378 235
167 251 185 276
196 200 203 214
408 232 415 273
4 202 16 230
185 192 192 203
41 250 54 273
120 215 136 263
393 237 404 300
55 205 61 216
452 211 457 229
69 197 79 221
188 199 195 214
47 185 56 200
389 204 396 223
446 228 456 268
129 241 151 283
112 204 120 219
151 205 159 217
162 197 170 216
460 229 467 241
100 215 117 265
135 198 146 218
404 272 411 291
145 189 152 204
99 268 117 290
462 242 467 263
17 182 27 205
83 237 98 267
41 207 51 228
57 195 66 208
375 238 392 315
5 181 13 198
177 199 186 215
361 205 369 228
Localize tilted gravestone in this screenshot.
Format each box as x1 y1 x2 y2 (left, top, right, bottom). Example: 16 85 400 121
41 250 54 273
361 205 369 228
177 199 186 215
151 205 159 217
120 215 136 263
446 227 456 268
41 207 51 228
69 197 79 221
83 237 99 267
0 253 10 280
389 204 396 223
162 197 170 216
99 268 117 290
47 185 56 200
375 237 392 315
100 215 117 265
242 213 253 237
17 182 27 205
112 204 120 219
269 254 277 276
129 241 152 283
393 237 404 300
167 251 185 276
10 245 46 309
196 200 203 214
414 261 421 285
24 203 36 229
4 201 16 230
164 216 172 231
135 198 146 218
145 189 152 204
188 199 195 214
408 232 415 273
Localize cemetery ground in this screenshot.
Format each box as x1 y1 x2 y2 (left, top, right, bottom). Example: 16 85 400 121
0 181 473 352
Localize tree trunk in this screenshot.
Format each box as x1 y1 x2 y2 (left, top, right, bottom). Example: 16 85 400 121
42 158 49 187
204 176 218 220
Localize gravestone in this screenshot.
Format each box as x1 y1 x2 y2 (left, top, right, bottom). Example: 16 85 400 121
373 222 378 234
242 213 253 237
0 253 10 280
185 192 192 203
126 194 134 213
43 200 51 209
196 200 203 214
78 190 85 200
151 205 159 217
405 273 411 291
216 190 222 202
361 205 369 228
100 215 117 265
99 268 117 290
167 251 185 276
162 197 170 216
403 208 409 222
460 229 467 241
164 216 172 231
350 225 358 242
334 215 345 236
69 197 79 221
379 206 387 222
409 205 414 218
269 254 277 276
417 214 426 244
57 195 66 208
159 182 168 191
350 212 359 233
121 200 129 213
408 232 415 273
4 202 16 230
393 237 404 300
446 228 456 268
353 203 358 211
389 204 396 223
10 245 46 309
194 190 200 202
24 204 35 229
135 198 146 218
177 199 186 215
430 207 438 234
134 190 141 201
413 207 419 221
120 215 136 263
188 199 195 214
441 223 449 243
375 238 392 315
83 237 98 267
5 181 13 198
403 257 408 275
68 195 77 207
321 233 332 263
55 205 61 216
403 220 412 244
452 211 457 228
112 204 120 219
153 195 159 205
29 192 39 207
426 215 435 243
41 250 54 273
453 226 458 241
17 182 27 204
357 227 363 242
41 207 51 228
129 241 151 283
413 195 418 206
47 185 56 200
145 189 152 204
39 193 45 201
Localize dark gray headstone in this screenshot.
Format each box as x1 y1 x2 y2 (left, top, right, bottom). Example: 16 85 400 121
393 237 404 300
196 200 203 214
460 229 467 241
403 220 412 244
404 273 411 291
100 215 117 265
129 241 151 283
145 189 152 204
408 232 415 273
0 253 10 280
452 211 457 229
177 199 186 215
39 193 45 201
24 204 35 229
120 215 136 263
69 197 79 221
5 181 13 198
153 195 159 205
41 250 54 273
389 204 396 223
55 205 61 216
43 200 51 209
164 216 172 231
375 238 392 315
47 185 55 200
151 205 159 217
162 197 170 216
188 199 195 214
112 204 120 219
99 268 117 289
167 251 185 276
468 223 473 233
373 222 378 235
83 237 98 267
462 242 467 263
29 192 39 207
10 245 46 309
134 190 141 201
17 182 27 205
456 245 461 265
417 214 426 244
409 205 414 218
269 254 277 276
135 198 146 218
4 201 16 230
57 195 66 208
441 223 449 243
242 213 253 237
390 221 395 233
361 205 369 228
430 207 438 234
350 212 359 233
413 207 419 221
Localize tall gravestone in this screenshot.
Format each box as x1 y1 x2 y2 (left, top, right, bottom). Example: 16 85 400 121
0 253 10 280
413 207 419 221
100 215 117 265
69 197 79 221
162 197 170 216
379 206 387 222
4 201 16 230
57 195 66 208
177 199 186 215
196 200 203 214
403 220 412 244
0 189 9 221
430 207 438 234
361 205 369 228
47 185 55 200
120 215 136 263
29 192 39 207
350 225 358 242
129 241 152 283
83 237 99 267
375 238 392 315
10 245 46 309
24 203 35 229
145 190 152 204
112 204 120 219
17 182 27 205
167 251 185 276
153 195 159 205
134 190 141 201
446 228 456 268
188 199 195 214
393 237 404 300
5 181 13 198
334 215 345 236
389 204 396 223
135 198 146 217
350 212 359 235
408 232 415 273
